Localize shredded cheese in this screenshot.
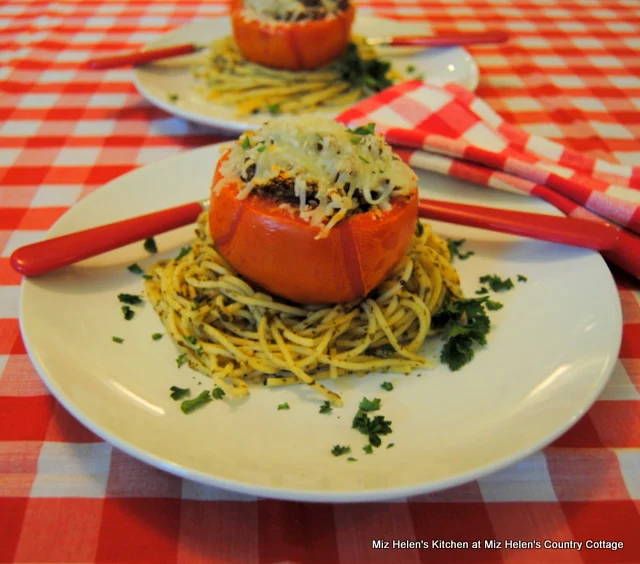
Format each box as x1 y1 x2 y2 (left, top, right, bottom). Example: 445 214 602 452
218 116 417 238
243 0 346 22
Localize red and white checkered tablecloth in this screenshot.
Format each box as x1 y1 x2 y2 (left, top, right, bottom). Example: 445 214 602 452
1 0 640 562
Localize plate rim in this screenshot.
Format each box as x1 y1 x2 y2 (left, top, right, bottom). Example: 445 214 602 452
131 15 481 133
19 142 622 503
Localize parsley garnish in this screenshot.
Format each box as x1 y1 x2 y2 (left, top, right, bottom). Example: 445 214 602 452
331 445 351 457
121 305 135 320
170 386 190 400
358 155 370 164
143 237 158 254
180 390 211 414
432 297 492 371
127 263 144 275
517 274 528 282
118 293 143 305
152 333 163 340
363 444 373 454
475 287 489 295
415 221 424 237
112 336 124 344
267 103 281 115
176 245 191 260
387 443 395 449
241 136 251 149
142 274 153 280
350 137 361 144
168 93 179 103
319 401 332 414
447 239 475 260
277 402 290 410
406 64 416 73
347 457 357 462
352 411 392 447
257 143 266 153
338 43 392 95
176 353 187 368
185 335 197 345
479 274 514 292
485 300 503 311
347 123 376 136
381 381 393 391
212 387 225 400
359 397 381 412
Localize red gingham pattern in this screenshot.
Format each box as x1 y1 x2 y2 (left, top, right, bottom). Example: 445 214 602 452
1 0 640 562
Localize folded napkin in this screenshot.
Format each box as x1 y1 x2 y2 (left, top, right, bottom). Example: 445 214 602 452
337 81 640 279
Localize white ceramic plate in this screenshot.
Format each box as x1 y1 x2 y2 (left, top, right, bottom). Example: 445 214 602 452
20 144 621 502
133 16 480 133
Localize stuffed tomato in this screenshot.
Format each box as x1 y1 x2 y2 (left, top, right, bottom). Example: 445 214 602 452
230 0 355 70
209 117 418 305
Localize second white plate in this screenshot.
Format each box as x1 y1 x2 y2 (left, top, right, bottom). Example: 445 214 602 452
133 16 480 133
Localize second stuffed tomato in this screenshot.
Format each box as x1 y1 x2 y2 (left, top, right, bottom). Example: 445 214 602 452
209 117 419 305
230 0 355 70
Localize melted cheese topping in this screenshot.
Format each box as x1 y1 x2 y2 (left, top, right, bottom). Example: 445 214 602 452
217 116 417 238
243 0 345 22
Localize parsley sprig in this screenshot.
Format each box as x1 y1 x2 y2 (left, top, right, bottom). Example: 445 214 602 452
447 239 475 260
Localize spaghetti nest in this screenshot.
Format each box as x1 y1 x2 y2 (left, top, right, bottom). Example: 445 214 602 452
144 214 462 406
191 37 399 116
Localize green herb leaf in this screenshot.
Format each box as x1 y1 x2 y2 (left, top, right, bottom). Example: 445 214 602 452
127 263 144 275
121 305 135 320
358 397 381 412
112 336 124 344
143 237 158 254
447 239 475 260
118 293 143 305
152 333 163 341
381 381 393 391
241 136 251 149
168 93 179 103
406 64 416 73
347 457 357 462
363 444 373 454
347 123 376 136
479 274 514 292
185 335 197 345
257 143 266 153
415 221 424 237
517 274 528 282
176 246 191 260
358 155 370 164
475 287 489 295
350 136 361 144
170 386 190 400
319 401 333 414
387 443 395 449
331 445 351 457
212 387 225 400
277 402 290 410
338 43 393 95
267 103 281 115
485 300 503 311
142 274 153 280
180 390 211 414
176 353 187 368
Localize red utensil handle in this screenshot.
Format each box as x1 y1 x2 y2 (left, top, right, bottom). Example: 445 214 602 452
10 202 204 277
86 43 198 70
389 31 509 47
418 198 619 250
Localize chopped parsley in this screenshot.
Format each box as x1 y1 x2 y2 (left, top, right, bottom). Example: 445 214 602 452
176 245 191 260
415 221 424 237
517 274 528 282
387 443 395 449
406 64 416 73
212 387 225 400
152 333 163 341
112 336 124 344
432 297 492 371
331 445 351 457
176 353 187 368
168 93 179 103
127 263 144 275
479 274 514 292
180 390 212 414
277 402 290 410
170 386 190 400
358 155 370 164
347 122 376 136
319 401 333 414
338 43 392 95
143 237 158 254
475 287 489 295
118 293 143 305
347 457 357 462
257 143 266 153
267 103 281 115
485 300 503 311
185 335 197 345
381 381 393 391
121 305 135 320
447 239 475 260
142 274 153 280
363 444 373 454
352 411 393 447
358 397 381 412
241 135 251 149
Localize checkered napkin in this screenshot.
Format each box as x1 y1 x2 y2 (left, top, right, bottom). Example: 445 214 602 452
337 80 640 279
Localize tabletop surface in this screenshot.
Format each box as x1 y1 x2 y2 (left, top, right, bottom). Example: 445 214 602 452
2 0 640 563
